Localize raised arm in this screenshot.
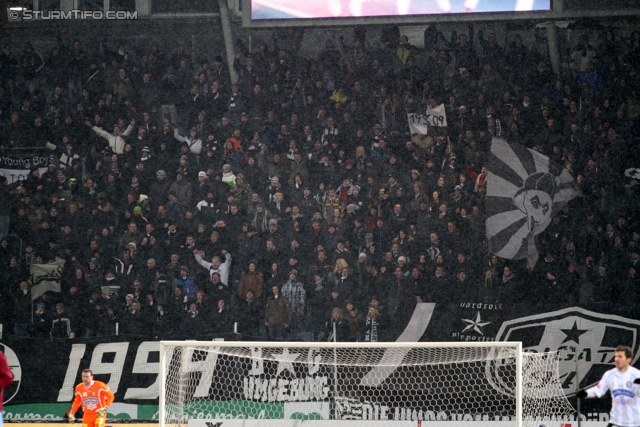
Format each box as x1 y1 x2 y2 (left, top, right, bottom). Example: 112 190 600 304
222 251 232 268
194 250 213 270
174 128 187 143
122 123 134 137
90 125 112 140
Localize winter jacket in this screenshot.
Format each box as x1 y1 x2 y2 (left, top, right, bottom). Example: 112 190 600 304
238 271 264 300
265 294 292 327
90 125 133 154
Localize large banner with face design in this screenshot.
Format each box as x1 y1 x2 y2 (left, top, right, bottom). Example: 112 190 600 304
486 138 580 268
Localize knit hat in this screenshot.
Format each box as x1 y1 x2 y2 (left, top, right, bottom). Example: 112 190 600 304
133 206 142 213
198 171 207 177
156 170 167 178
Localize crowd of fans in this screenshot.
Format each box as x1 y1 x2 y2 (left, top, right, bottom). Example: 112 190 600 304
0 25 640 343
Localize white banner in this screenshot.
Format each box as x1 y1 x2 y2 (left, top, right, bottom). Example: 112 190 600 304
407 113 430 135
30 259 66 300
0 167 47 183
427 103 448 127
407 104 447 135
0 153 56 183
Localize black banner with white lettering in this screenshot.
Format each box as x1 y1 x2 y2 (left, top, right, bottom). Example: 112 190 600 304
2 302 636 421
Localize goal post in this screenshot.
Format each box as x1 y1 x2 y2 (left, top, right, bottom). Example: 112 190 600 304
159 341 573 427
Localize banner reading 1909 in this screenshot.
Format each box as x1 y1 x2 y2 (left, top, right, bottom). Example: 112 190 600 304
407 104 447 135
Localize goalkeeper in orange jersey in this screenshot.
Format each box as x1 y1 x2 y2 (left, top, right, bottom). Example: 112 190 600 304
66 369 115 427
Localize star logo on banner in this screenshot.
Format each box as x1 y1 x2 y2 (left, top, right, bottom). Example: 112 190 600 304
462 311 492 335
275 348 300 376
560 321 589 344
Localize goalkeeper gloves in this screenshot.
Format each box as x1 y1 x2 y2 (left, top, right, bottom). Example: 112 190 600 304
97 407 108 418
67 411 75 424
576 389 588 398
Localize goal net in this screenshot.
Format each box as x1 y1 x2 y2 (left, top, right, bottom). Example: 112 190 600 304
159 341 574 427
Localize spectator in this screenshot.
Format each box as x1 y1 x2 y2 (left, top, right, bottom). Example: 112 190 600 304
238 261 264 300
237 289 263 339
50 303 73 340
326 307 350 342
264 284 292 341
175 266 198 302
280 269 307 337
343 300 362 341
12 281 31 337
32 302 52 338
362 306 382 342
210 298 232 335
182 302 202 339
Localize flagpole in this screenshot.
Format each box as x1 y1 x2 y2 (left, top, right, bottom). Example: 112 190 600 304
576 353 581 427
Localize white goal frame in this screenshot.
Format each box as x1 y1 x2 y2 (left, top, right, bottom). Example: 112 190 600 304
159 340 524 427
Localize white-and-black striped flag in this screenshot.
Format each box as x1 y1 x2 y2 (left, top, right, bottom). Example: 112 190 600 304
486 138 579 269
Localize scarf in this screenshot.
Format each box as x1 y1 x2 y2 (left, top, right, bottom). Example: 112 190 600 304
364 316 378 342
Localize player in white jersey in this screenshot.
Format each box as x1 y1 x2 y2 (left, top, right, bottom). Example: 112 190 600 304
577 345 640 427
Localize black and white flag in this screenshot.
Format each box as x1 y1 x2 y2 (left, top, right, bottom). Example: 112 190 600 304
30 259 65 300
486 138 579 269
